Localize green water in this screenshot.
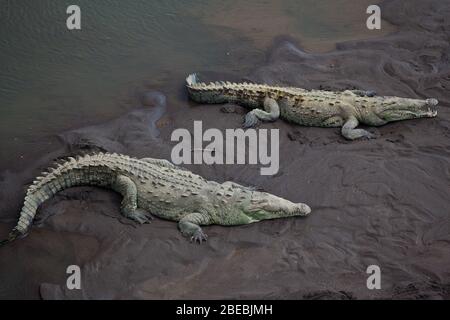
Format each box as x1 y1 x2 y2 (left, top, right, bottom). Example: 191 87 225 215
0 0 390 168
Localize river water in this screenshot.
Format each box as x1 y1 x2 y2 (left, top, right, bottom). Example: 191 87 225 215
0 0 392 169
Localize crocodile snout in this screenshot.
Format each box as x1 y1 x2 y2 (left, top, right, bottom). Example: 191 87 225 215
425 98 438 117
426 98 438 106
297 203 311 216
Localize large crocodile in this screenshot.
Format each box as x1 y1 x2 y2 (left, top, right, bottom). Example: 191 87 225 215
1 153 310 245
186 74 438 140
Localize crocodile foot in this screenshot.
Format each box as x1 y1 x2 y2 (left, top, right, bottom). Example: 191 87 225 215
345 129 377 140
127 209 154 224
365 128 380 139
191 229 208 244
243 112 259 128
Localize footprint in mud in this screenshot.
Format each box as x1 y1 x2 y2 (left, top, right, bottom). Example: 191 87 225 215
303 290 355 300
40 283 84 300
220 104 247 115
392 281 450 299
35 188 98 225
286 129 342 146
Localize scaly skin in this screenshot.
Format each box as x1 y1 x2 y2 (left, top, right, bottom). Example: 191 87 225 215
1 153 310 245
186 73 438 140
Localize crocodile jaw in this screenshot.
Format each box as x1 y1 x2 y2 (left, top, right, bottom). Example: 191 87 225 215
423 98 439 117
375 97 438 122
243 191 311 221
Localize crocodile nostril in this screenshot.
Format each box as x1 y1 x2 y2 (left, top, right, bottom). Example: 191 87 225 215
426 98 438 106
297 203 311 215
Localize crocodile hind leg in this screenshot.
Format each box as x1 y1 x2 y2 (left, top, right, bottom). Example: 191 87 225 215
112 174 153 224
341 116 375 140
178 212 211 244
243 97 280 128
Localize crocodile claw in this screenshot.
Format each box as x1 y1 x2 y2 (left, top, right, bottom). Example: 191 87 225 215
191 230 208 244
365 129 379 139
243 112 259 128
128 209 154 224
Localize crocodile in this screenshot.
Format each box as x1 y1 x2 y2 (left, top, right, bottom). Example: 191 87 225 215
186 73 438 140
1 153 311 245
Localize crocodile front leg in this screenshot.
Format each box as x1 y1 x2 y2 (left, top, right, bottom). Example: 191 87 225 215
341 115 375 140
243 97 280 128
112 174 153 223
178 212 211 244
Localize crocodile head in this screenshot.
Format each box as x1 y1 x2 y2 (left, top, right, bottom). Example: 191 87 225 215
242 191 311 222
373 97 438 123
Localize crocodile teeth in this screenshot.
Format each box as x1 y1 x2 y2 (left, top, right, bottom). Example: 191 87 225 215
427 109 438 117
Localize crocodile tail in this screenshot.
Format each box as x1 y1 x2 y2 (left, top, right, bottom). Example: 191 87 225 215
185 73 231 104
186 73 198 86
2 153 115 243
3 159 78 241
0 227 22 246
